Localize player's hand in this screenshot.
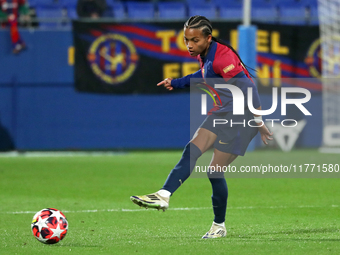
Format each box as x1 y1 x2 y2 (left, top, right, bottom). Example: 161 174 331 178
257 123 273 145
157 78 173 91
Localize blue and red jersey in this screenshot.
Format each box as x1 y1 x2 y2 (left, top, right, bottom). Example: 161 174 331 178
171 40 261 114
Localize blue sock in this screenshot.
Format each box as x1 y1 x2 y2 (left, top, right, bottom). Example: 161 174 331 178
162 143 202 194
207 170 228 224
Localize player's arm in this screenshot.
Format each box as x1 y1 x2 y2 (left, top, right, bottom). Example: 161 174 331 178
242 82 273 145
253 108 273 145
243 82 273 145
157 70 202 91
244 81 273 145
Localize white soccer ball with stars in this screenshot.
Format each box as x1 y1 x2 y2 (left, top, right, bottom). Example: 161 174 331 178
31 208 68 244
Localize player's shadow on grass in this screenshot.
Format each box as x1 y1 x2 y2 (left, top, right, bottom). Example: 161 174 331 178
254 227 339 236
235 237 340 242
233 227 340 241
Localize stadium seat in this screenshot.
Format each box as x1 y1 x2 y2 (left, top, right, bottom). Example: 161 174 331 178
299 0 318 8
64 6 77 29
188 4 217 19
27 0 37 7
60 0 77 8
158 2 186 20
300 0 318 24
67 6 78 19
106 0 120 9
211 0 242 7
252 4 278 22
109 3 126 19
309 6 319 25
126 2 154 20
272 0 300 5
185 0 209 4
210 0 228 5
252 0 274 4
31 0 62 7
219 2 242 20
35 6 66 28
278 4 307 25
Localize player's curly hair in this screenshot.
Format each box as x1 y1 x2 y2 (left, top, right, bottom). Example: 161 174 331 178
184 15 255 77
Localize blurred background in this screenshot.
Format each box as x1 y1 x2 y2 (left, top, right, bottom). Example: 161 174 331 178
0 0 330 152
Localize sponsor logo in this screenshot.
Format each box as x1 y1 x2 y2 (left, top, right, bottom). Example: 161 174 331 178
223 64 235 73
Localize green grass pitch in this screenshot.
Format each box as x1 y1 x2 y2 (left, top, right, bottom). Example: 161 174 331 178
0 149 339 254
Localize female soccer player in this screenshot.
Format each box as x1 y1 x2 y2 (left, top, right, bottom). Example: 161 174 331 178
131 16 273 239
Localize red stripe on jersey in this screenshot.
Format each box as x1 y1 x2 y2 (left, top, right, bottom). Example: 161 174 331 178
212 43 246 81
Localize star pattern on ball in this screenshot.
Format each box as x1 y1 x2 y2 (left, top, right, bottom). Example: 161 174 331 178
35 216 48 232
50 222 65 239
49 209 64 221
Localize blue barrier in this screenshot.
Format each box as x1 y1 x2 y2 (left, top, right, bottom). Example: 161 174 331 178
14 86 190 150
0 30 73 84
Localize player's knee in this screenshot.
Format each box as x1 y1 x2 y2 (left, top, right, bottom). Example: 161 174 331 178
183 142 202 160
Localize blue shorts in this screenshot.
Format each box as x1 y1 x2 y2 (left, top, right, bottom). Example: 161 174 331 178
199 109 258 156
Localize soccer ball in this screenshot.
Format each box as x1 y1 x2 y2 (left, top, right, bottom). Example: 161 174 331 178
31 208 68 244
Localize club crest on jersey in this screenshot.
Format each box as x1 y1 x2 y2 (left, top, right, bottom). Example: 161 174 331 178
223 64 235 74
87 33 139 85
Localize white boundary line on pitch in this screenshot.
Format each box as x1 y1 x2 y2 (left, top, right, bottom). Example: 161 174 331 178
2 205 339 214
0 151 128 157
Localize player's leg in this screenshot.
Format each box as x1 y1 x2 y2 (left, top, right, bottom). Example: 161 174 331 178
202 109 258 238
130 127 217 211
202 149 237 238
161 127 217 193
